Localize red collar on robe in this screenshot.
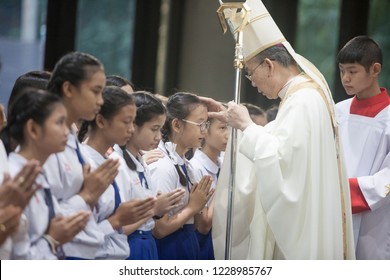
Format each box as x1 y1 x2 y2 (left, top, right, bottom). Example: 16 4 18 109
350 88 390 117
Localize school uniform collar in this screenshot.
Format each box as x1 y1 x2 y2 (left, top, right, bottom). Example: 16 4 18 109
126 150 146 173
194 149 220 175
8 152 50 189
82 144 106 165
9 151 28 165
113 144 123 155
66 130 78 150
113 144 146 172
158 140 186 165
157 140 166 155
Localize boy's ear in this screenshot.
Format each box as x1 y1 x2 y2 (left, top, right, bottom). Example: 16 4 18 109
372 62 381 77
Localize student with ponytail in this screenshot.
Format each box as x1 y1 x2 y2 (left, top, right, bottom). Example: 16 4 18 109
148 92 214 260
0 88 89 259
78 86 157 259
43 52 120 259
110 91 185 259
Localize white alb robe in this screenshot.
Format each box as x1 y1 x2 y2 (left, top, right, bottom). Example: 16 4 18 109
336 93 390 259
213 74 355 260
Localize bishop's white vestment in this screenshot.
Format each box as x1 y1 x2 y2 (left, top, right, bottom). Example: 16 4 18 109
212 74 355 260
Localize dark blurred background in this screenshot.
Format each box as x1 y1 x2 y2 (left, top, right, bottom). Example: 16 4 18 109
1 0 389 112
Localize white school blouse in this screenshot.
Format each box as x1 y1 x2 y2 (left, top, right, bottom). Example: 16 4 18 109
82 144 129 259
8 152 61 259
0 139 8 183
43 132 104 259
0 141 29 260
148 141 193 225
110 145 156 231
189 149 222 205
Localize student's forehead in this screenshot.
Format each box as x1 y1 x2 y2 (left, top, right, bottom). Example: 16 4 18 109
84 69 105 83
338 63 362 69
187 104 207 118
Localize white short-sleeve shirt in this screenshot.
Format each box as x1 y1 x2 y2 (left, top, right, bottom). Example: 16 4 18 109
82 144 130 259
111 145 156 231
189 149 223 205
148 141 193 224
8 152 63 259
43 132 104 259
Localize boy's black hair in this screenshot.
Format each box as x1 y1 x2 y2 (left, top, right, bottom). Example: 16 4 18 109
337 35 382 72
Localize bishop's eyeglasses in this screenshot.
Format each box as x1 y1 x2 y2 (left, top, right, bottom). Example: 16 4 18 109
245 58 274 81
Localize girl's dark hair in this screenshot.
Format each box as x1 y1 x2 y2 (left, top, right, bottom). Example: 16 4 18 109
0 88 62 154
8 71 52 119
242 102 265 117
337 35 382 72
133 91 166 126
106 75 135 90
161 92 204 142
77 86 134 142
47 52 104 96
161 92 204 186
266 105 278 122
122 91 166 171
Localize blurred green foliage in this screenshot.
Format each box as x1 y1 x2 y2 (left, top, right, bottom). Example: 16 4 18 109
0 0 21 38
295 0 340 92
369 0 390 89
76 0 136 79
296 0 390 91
1 0 389 91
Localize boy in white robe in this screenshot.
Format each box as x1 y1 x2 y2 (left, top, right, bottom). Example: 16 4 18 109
336 35 390 260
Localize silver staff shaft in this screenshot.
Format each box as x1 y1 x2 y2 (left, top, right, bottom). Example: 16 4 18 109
217 1 249 260
225 30 244 260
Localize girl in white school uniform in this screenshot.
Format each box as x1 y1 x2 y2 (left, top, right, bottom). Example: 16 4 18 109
77 86 156 259
189 117 229 259
0 88 90 259
149 92 215 260
44 52 120 259
110 91 185 260
0 149 38 259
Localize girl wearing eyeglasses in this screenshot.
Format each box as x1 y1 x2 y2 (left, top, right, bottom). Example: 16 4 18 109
149 92 214 260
